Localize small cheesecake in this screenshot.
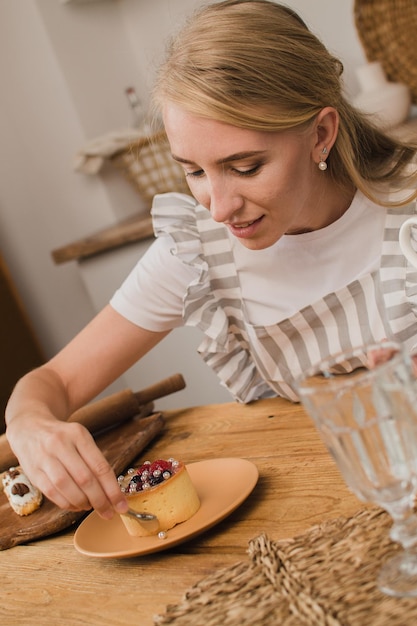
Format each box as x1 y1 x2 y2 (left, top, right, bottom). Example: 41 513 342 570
118 458 200 537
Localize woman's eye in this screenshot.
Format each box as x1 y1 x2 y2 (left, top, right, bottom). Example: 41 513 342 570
234 164 261 176
184 163 262 179
185 169 205 179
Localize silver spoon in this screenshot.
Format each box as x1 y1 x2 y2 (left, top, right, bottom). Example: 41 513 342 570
125 508 160 533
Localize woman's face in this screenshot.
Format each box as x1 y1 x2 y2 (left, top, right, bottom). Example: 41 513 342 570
163 103 333 250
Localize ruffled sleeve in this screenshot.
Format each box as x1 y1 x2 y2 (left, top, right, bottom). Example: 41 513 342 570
152 193 202 258
152 192 275 403
152 192 215 332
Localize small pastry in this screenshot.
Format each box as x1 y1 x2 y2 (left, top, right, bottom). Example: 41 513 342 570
2 466 43 516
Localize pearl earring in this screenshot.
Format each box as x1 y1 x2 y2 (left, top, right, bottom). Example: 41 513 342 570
318 147 328 171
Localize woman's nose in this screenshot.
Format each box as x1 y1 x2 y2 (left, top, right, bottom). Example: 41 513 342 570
207 179 244 223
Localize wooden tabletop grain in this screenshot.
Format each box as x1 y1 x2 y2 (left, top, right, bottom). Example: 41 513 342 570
0 397 362 626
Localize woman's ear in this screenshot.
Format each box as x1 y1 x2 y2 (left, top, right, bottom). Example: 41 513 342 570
312 106 339 165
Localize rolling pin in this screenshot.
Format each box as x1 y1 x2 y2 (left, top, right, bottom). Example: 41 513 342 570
0 373 186 472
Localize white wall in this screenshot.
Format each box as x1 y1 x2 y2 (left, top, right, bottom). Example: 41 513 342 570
0 0 148 355
0 0 366 390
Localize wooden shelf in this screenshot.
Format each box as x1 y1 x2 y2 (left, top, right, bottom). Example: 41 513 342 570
51 213 154 264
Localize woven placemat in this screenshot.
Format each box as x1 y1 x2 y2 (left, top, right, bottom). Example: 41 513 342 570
354 0 417 104
154 506 417 625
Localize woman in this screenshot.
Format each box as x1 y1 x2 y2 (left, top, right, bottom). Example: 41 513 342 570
5 0 417 519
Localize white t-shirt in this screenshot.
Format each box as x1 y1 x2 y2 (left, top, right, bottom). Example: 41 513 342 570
110 191 386 330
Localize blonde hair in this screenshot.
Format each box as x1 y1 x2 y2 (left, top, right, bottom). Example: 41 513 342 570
153 0 417 206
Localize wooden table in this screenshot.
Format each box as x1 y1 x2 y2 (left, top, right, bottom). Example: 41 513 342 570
0 397 363 625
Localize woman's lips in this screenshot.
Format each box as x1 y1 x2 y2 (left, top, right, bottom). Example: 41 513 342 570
226 216 264 238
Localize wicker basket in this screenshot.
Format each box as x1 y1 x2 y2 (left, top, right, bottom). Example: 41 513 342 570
354 0 417 104
110 130 190 202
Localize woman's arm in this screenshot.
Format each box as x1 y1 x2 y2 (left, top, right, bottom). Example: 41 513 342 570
5 304 170 519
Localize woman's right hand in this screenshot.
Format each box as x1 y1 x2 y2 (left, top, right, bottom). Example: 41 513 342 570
5 304 169 519
6 406 128 519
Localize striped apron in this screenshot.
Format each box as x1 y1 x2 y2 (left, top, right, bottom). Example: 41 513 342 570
152 193 417 403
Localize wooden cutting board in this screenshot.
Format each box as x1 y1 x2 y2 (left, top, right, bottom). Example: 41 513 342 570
0 412 164 550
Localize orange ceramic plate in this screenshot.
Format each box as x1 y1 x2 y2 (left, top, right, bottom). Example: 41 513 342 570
74 458 258 558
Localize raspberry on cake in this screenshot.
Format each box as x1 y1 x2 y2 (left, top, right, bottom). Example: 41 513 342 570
118 458 200 537
1 466 43 516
